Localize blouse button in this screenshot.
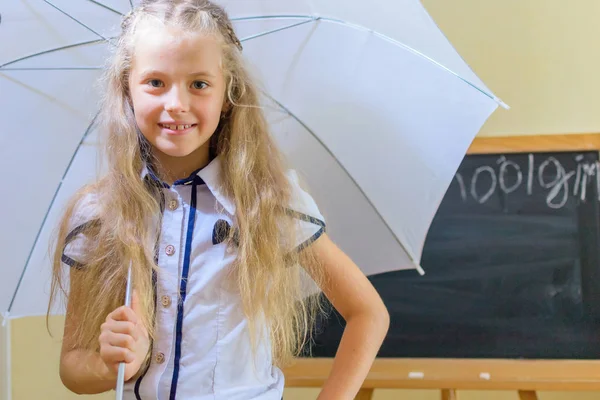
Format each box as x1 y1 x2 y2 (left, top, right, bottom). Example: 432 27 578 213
161 295 172 308
155 352 165 364
165 245 175 256
168 199 178 211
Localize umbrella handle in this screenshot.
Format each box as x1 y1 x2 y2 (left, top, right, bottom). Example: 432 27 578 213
115 262 133 400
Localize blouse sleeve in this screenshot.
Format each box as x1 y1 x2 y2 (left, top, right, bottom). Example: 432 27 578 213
286 170 326 251
61 192 99 269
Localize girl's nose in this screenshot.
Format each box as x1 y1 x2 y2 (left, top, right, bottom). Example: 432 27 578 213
165 87 190 113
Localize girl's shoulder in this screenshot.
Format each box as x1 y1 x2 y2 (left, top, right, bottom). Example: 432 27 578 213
284 169 326 250
61 184 102 269
66 184 102 231
285 169 323 220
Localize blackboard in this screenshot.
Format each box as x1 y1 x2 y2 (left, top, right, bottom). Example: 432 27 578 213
306 150 600 359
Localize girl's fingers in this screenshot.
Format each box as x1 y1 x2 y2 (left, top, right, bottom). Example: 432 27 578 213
108 306 138 324
101 320 139 340
107 333 136 352
100 344 135 365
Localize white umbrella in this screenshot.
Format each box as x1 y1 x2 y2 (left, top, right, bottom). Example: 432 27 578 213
0 0 506 322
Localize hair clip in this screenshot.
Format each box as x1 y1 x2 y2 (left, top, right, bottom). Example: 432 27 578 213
226 25 243 51
207 8 242 51
121 9 135 30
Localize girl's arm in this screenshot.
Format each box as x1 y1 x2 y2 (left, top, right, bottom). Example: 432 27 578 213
310 234 390 400
59 272 148 394
60 348 116 394
59 272 116 394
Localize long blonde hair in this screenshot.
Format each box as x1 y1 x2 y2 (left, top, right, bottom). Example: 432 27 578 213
49 0 327 368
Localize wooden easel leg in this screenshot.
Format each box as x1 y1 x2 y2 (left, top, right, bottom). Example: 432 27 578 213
441 389 457 400
518 390 538 400
354 388 374 400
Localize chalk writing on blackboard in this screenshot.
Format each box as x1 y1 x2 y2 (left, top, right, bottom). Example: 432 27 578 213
454 154 599 209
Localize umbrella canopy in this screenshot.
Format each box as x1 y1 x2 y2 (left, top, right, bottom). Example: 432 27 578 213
0 0 506 319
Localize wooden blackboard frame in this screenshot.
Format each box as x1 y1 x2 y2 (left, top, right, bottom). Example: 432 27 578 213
466 133 600 154
283 134 600 399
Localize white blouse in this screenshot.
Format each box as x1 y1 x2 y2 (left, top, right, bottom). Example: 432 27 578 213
62 157 325 400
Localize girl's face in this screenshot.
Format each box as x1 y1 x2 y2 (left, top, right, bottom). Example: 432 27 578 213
128 23 227 169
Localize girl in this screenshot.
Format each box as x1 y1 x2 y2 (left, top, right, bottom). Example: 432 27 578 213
50 1 389 399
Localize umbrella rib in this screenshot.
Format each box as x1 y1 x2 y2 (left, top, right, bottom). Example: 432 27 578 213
1 67 101 71
42 0 108 41
6 113 100 315
233 14 506 108
321 16 507 109
85 0 124 16
231 15 314 22
0 39 108 69
263 93 424 274
240 19 316 43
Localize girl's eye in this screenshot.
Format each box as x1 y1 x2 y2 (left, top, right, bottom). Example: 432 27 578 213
192 81 208 90
148 79 164 88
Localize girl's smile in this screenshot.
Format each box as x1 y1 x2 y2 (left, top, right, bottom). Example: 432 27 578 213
158 122 198 135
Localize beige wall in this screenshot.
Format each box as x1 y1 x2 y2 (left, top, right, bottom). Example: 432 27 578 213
7 0 600 399
1 316 9 400
423 0 600 137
